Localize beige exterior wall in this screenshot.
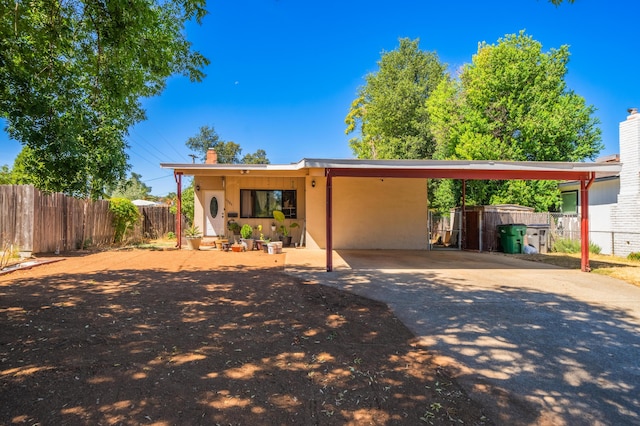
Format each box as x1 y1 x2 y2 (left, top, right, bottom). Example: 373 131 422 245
306 176 429 250
193 175 306 241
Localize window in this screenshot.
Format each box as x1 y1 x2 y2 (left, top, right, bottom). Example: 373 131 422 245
561 190 578 214
240 190 297 218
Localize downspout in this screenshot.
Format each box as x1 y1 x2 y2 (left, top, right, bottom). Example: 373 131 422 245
175 171 183 249
326 169 333 272
580 173 595 272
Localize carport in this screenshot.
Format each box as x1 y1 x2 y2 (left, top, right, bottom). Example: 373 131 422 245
321 159 621 272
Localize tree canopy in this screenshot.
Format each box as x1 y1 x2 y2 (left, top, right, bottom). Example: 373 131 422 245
109 172 152 200
0 0 209 198
345 38 447 159
185 125 270 164
426 31 602 211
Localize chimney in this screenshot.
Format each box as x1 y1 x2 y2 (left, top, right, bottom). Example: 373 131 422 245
205 149 218 164
619 108 640 195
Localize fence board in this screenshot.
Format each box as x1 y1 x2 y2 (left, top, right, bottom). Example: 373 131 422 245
0 185 176 254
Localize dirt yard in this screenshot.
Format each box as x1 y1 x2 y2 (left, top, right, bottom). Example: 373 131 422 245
0 248 491 425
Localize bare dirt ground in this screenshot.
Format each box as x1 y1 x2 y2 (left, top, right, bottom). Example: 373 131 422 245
0 248 491 425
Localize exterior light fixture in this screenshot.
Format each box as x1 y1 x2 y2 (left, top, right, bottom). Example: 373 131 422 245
311 179 316 188
195 184 200 191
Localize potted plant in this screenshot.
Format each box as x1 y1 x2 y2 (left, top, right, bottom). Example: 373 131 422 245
240 224 254 250
273 210 299 247
214 234 229 251
227 220 241 240
254 225 267 250
185 224 202 250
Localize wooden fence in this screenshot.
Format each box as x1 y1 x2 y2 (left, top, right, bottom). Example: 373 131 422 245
0 185 176 255
480 211 552 252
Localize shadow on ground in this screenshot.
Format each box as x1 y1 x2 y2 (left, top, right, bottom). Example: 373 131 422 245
298 264 640 426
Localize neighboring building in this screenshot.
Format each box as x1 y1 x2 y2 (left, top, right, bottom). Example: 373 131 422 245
559 109 640 256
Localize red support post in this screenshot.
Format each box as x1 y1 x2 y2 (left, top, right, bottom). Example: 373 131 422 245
175 172 183 249
580 174 595 272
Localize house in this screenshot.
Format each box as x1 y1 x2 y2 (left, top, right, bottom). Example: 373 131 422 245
559 109 640 256
161 153 619 271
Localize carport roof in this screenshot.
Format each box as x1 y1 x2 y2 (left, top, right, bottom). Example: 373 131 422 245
161 158 621 180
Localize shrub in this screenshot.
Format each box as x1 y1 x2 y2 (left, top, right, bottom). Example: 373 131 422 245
240 224 253 239
552 238 601 254
109 198 141 243
628 252 640 261
166 231 176 240
552 238 580 253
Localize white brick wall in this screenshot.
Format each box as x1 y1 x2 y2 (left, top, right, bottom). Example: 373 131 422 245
612 111 640 256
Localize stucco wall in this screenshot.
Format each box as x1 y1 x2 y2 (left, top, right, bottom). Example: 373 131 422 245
193 175 306 241
306 177 429 250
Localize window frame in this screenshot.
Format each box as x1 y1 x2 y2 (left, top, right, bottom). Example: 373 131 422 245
240 189 297 219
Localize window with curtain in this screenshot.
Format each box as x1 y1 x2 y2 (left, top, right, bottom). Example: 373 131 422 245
240 190 297 218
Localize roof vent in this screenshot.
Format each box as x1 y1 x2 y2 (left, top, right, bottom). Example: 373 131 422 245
628 107 638 115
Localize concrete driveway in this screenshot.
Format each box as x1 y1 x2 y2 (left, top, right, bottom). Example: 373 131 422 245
285 249 640 426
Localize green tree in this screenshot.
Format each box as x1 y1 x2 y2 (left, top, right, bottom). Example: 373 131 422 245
185 125 269 164
427 31 602 212
110 172 152 200
0 164 12 184
185 125 222 161
169 183 195 225
242 149 270 164
0 0 209 199
345 38 447 159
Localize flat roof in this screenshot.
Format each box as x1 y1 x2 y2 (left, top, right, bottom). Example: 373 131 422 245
161 158 621 181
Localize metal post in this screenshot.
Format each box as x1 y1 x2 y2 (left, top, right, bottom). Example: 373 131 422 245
175 172 183 249
326 171 333 272
580 174 594 272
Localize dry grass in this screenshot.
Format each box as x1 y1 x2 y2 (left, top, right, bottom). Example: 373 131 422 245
513 252 640 287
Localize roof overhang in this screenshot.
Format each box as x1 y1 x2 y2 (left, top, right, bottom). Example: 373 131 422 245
161 158 621 181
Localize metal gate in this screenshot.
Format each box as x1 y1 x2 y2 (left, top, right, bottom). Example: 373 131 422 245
428 210 462 250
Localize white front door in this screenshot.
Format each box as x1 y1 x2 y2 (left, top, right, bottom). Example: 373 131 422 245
204 190 225 237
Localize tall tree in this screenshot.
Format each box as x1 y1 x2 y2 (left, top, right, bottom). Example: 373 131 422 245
242 149 270 164
345 38 447 159
185 125 269 164
427 31 602 212
109 172 152 200
0 0 209 198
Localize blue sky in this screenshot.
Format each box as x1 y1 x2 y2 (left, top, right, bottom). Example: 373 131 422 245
1 0 638 196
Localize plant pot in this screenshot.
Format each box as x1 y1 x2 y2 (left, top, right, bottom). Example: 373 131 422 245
214 239 229 250
231 244 243 252
241 238 254 251
255 240 264 250
186 237 202 250
280 235 292 247
263 244 269 253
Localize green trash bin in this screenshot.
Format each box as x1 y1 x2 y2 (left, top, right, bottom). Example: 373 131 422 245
497 224 527 254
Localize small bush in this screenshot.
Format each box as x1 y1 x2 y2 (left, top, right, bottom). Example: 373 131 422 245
552 238 602 254
109 198 141 243
628 252 640 261
166 231 176 240
552 238 580 253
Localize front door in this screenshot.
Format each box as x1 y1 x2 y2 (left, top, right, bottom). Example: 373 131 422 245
204 190 225 237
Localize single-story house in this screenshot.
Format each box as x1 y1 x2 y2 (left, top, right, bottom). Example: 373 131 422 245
161 149 620 271
559 108 640 256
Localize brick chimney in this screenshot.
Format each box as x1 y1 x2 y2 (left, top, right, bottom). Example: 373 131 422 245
619 108 640 195
611 108 640 256
205 149 218 164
